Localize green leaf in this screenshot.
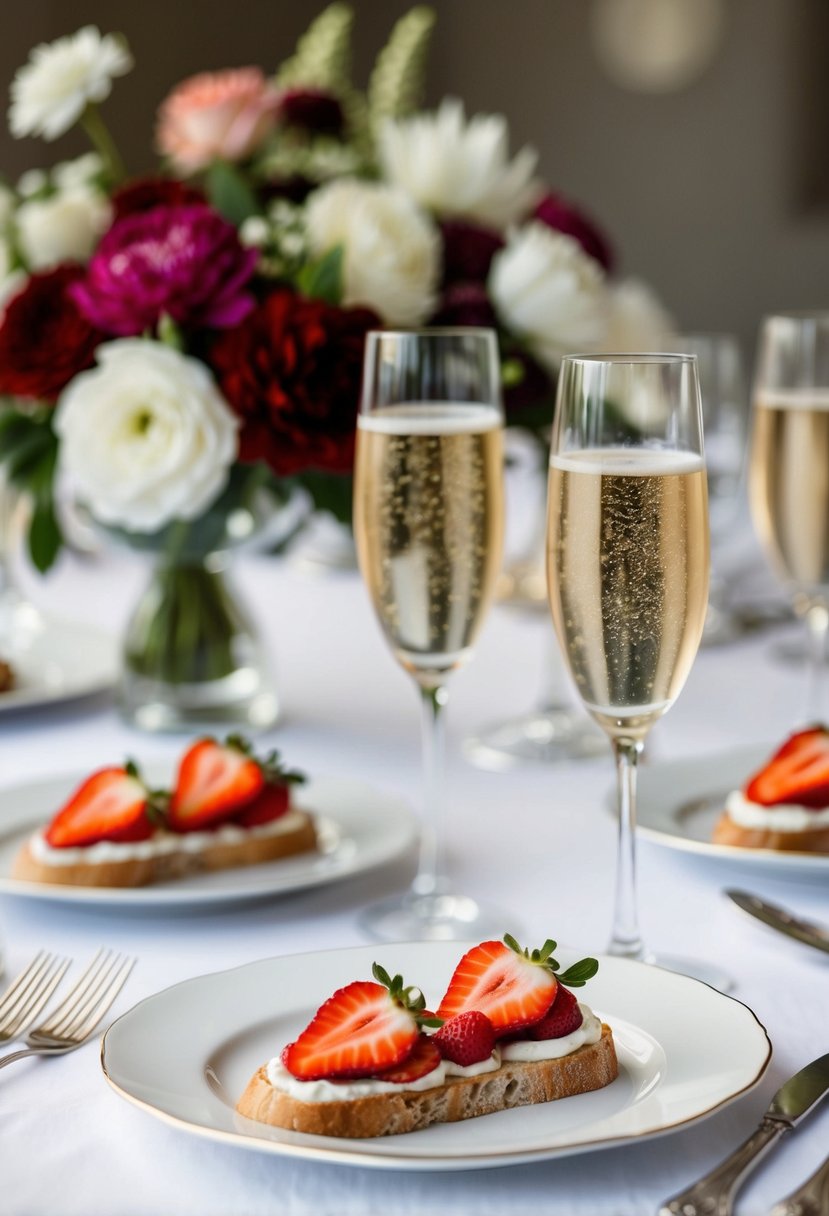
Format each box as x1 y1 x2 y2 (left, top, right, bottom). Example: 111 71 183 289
296 245 344 305
297 469 353 526
28 494 61 573
205 160 260 227
557 958 599 988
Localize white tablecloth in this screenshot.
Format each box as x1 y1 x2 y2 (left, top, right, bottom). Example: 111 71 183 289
1 546 827 1216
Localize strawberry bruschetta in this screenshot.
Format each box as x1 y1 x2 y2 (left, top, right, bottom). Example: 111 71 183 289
13 736 317 887
713 726 829 853
237 934 617 1138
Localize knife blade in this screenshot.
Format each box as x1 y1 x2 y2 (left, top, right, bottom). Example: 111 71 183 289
726 890 829 956
659 1053 829 1216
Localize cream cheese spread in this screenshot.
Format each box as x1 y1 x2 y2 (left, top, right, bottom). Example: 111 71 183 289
725 791 829 833
29 808 307 865
500 1004 601 1062
264 1057 448 1102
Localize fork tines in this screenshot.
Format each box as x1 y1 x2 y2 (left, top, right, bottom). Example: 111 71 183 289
0 951 70 1039
35 949 135 1041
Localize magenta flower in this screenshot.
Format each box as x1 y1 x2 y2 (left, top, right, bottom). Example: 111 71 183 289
533 193 614 273
71 204 258 336
440 220 503 286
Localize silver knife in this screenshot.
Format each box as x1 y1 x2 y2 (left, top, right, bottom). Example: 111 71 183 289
726 890 829 956
658 1053 829 1216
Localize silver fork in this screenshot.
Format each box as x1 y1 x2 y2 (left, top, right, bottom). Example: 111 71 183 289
0 949 135 1069
0 951 71 1044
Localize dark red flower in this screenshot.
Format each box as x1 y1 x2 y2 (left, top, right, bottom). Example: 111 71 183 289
277 87 345 137
533 193 614 273
430 282 498 328
440 220 504 286
112 177 206 220
0 265 105 402
208 286 378 476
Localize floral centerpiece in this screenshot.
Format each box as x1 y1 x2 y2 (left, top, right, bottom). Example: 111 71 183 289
0 5 672 729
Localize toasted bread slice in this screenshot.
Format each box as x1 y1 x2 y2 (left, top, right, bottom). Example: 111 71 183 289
12 810 318 888
712 812 829 854
236 1022 617 1138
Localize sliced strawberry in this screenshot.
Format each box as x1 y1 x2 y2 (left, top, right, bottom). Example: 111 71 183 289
527 984 583 1040
168 738 264 831
233 782 290 828
437 938 558 1036
366 1034 442 1084
282 980 419 1081
745 727 829 809
433 1010 496 1066
45 765 153 848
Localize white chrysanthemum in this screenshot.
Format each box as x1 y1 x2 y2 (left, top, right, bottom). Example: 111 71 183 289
599 278 676 351
55 340 239 533
306 179 440 326
489 223 609 372
16 185 112 269
379 98 541 228
9 26 132 141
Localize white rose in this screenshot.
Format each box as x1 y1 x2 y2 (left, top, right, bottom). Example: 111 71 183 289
489 223 609 372
16 185 112 269
599 278 676 352
306 179 440 326
379 98 541 228
54 340 239 533
9 26 133 141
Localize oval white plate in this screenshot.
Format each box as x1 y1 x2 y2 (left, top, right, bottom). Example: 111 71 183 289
635 746 829 879
0 772 416 908
101 942 770 1171
0 614 117 711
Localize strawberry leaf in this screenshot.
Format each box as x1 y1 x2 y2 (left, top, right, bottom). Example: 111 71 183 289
558 958 599 988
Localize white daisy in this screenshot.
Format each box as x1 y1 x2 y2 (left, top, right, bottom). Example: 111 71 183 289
9 26 132 141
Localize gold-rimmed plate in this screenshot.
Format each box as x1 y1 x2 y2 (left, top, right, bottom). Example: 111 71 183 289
101 942 770 1171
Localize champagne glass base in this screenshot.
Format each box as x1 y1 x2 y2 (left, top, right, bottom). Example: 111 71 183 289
463 708 606 771
359 890 516 943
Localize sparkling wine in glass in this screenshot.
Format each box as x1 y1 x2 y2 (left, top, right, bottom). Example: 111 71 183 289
546 354 726 987
354 329 506 941
750 313 829 717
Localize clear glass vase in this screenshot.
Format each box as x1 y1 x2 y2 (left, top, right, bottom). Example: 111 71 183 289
119 552 278 732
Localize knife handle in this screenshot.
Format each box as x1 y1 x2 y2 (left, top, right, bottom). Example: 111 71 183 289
658 1116 790 1216
770 1151 829 1216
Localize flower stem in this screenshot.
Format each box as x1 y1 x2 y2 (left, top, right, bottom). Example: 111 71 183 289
80 103 126 184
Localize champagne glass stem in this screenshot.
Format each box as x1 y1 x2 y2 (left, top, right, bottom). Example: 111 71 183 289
609 737 648 961
805 604 829 722
412 683 449 897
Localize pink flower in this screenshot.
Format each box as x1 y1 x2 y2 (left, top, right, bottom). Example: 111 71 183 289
156 67 280 173
71 204 258 336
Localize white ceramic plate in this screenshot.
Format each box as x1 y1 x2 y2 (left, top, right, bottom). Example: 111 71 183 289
0 613 117 711
636 746 829 879
0 771 416 908
101 942 771 1171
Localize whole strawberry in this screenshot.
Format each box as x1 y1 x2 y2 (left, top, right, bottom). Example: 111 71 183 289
434 1011 495 1067
528 983 583 1040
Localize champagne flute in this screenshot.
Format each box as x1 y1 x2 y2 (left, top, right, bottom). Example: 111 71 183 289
546 354 727 986
354 329 506 941
750 313 829 718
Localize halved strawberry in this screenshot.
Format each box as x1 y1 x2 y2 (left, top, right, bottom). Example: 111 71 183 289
168 737 265 831
365 1034 442 1084
745 727 829 809
527 983 583 1040
45 764 154 848
436 937 558 1036
434 1010 496 1066
282 965 433 1081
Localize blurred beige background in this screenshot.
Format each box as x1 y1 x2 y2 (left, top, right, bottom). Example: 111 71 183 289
1 0 827 355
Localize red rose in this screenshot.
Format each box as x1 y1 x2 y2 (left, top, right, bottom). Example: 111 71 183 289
112 177 206 220
208 287 378 476
0 265 105 402
533 193 614 273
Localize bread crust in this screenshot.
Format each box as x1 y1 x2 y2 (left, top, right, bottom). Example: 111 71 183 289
712 812 829 854
236 1023 618 1138
11 811 318 888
